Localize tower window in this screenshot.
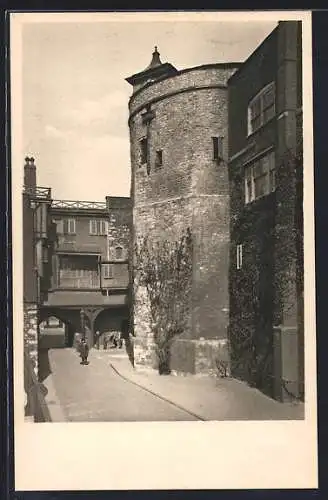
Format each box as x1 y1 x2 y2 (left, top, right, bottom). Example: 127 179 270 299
140 137 148 165
155 149 163 168
212 137 223 161
236 244 243 270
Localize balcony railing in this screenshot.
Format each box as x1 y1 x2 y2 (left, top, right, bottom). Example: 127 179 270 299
51 199 107 210
23 185 52 200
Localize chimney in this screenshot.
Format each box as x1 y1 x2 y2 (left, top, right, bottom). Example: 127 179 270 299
24 156 36 190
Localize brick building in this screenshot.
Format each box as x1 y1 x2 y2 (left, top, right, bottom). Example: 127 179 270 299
126 47 241 373
228 21 303 401
23 158 132 375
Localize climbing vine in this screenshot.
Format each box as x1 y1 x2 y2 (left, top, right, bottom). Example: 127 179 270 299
134 228 193 374
229 139 303 398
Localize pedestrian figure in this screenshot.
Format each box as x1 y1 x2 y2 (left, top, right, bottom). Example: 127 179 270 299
103 333 108 350
95 330 100 350
80 338 89 365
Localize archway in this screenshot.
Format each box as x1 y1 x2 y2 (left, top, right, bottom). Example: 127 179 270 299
39 308 83 348
94 307 129 348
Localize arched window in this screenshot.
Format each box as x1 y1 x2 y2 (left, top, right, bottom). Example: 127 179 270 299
115 246 123 260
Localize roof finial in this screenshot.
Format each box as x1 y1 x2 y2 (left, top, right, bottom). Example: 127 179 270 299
147 46 162 69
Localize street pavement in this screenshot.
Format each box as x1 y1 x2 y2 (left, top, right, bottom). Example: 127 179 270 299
46 347 198 422
43 346 304 422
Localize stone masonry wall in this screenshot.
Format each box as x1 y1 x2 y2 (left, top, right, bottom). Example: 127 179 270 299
129 65 239 373
24 302 39 376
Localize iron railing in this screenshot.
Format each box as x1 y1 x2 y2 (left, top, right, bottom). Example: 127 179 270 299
24 348 51 422
23 186 52 200
51 199 107 210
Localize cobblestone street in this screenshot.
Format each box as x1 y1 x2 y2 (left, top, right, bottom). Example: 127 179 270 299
42 347 198 422
40 344 304 422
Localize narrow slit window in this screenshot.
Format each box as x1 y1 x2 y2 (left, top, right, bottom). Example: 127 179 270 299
236 244 243 270
140 137 148 165
212 137 223 161
155 149 163 168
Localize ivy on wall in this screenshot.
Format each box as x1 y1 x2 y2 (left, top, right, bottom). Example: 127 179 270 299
134 228 193 374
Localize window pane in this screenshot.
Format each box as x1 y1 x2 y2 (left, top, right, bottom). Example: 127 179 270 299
68 219 75 233
263 105 275 123
254 174 269 198
261 155 270 174
268 151 275 170
90 220 97 234
269 169 276 192
262 85 275 108
250 98 261 118
251 115 261 132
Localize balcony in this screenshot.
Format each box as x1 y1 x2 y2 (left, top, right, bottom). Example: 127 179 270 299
52 199 107 210
23 185 52 200
58 277 100 289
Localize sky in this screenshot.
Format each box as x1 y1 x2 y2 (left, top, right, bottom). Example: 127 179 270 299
21 15 278 201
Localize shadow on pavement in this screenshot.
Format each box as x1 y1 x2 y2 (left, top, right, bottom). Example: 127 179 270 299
124 337 134 367
38 348 52 383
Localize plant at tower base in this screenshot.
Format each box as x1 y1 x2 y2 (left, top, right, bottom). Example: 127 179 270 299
134 228 193 375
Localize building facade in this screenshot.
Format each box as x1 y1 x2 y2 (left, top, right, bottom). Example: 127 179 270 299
126 47 241 373
23 158 132 375
228 21 303 401
23 157 54 374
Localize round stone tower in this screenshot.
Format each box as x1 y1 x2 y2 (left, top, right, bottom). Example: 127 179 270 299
126 48 241 374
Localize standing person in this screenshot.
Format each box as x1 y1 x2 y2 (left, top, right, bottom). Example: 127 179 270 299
80 338 89 365
95 330 100 350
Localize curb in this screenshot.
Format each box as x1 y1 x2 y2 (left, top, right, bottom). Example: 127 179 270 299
42 373 67 422
109 362 206 421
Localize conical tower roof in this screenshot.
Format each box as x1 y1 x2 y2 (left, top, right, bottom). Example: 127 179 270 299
125 46 178 89
144 46 162 70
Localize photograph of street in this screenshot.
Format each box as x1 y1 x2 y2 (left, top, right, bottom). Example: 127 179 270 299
20 14 306 422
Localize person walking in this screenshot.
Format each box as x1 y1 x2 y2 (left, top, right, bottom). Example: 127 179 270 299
80 338 89 365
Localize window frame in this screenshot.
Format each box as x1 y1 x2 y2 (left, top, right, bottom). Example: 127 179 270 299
236 244 243 270
63 218 76 235
89 219 108 236
247 82 276 136
103 263 114 279
244 150 276 204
